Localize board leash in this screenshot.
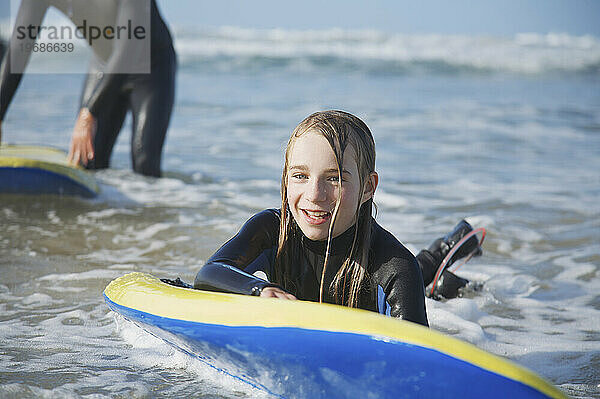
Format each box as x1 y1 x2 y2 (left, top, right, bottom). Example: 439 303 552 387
429 227 486 297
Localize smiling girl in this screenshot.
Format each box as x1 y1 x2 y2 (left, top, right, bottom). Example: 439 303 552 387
194 110 481 326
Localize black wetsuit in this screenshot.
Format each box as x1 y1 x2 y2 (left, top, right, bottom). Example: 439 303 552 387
0 0 176 177
194 209 429 327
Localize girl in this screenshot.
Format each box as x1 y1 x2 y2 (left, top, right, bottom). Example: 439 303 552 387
194 110 481 327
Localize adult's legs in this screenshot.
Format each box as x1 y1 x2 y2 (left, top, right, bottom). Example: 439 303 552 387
128 50 176 177
79 63 128 170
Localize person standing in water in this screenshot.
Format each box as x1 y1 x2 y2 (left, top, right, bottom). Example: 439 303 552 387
0 0 176 177
192 110 483 327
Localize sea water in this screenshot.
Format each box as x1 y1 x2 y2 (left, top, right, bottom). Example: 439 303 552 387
1 27 599 398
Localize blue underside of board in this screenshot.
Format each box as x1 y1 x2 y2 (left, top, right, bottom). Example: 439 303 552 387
0 167 97 198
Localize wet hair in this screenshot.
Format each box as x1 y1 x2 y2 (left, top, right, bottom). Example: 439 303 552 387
274 110 376 308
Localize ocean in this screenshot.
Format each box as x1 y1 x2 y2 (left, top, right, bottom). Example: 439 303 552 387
1 27 599 398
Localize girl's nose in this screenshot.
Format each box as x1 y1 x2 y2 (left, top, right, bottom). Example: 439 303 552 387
305 178 327 202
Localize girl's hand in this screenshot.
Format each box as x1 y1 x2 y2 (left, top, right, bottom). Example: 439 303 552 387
260 287 297 300
68 108 96 166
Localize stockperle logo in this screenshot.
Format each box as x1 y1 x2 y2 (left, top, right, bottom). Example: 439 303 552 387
8 0 151 74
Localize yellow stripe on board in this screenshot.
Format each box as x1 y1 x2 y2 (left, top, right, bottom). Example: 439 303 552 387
105 272 567 399
0 145 99 195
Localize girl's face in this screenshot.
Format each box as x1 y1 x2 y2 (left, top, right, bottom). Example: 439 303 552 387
286 131 374 241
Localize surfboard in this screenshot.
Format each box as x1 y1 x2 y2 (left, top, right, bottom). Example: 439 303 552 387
0 145 99 198
104 272 567 399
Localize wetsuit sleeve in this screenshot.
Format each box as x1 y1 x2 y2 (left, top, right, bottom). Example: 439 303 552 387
0 0 49 121
371 225 429 326
194 209 282 296
383 256 429 326
81 0 149 115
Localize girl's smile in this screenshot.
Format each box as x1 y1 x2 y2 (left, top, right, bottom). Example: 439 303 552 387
301 209 331 225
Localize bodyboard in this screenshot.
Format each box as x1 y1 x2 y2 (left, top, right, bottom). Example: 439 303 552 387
0 145 99 197
104 272 567 399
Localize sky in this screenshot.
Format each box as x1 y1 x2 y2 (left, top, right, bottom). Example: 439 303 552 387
155 0 600 37
1 1 599 37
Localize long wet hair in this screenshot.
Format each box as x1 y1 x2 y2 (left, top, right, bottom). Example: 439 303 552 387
274 110 376 308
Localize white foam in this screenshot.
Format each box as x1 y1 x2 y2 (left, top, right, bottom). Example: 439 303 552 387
21 293 54 306
373 190 408 209
114 314 274 398
46 210 61 224
172 27 600 74
553 257 596 281
84 208 139 219
114 223 171 242
428 298 487 344
39 269 123 282
79 243 167 264
107 263 137 270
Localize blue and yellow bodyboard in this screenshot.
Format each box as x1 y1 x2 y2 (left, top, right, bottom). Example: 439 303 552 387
104 272 567 399
0 145 99 198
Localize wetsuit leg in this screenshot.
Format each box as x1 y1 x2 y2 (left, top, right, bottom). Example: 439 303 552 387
417 220 482 299
79 63 128 170
128 49 176 177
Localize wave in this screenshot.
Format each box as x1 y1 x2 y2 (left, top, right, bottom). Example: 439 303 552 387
2 21 599 76
173 26 600 76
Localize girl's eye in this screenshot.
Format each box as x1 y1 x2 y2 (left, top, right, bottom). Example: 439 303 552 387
328 175 346 183
292 173 308 180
